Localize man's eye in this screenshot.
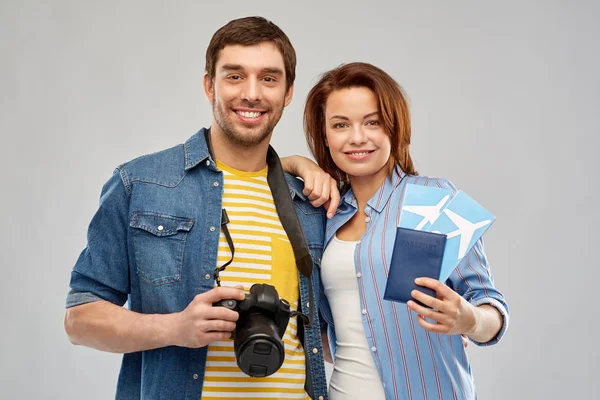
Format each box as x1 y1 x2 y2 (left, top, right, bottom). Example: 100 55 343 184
228 75 241 80
263 77 276 82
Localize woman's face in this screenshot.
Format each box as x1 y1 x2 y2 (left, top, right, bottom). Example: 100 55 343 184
324 87 391 183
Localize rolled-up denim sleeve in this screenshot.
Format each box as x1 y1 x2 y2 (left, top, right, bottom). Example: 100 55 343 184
448 239 510 346
66 168 130 308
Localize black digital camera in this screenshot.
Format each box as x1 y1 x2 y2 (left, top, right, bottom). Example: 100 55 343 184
214 283 293 377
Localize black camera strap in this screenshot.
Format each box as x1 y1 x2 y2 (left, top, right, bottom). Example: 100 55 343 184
265 146 315 328
213 209 233 287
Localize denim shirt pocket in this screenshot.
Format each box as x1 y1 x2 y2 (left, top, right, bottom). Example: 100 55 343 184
130 212 194 286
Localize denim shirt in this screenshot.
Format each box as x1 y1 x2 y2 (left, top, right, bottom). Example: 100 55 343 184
67 128 328 400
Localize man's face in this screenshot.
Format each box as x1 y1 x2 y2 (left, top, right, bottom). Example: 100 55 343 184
204 42 293 147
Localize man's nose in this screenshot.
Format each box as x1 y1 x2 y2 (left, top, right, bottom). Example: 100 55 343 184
241 79 261 103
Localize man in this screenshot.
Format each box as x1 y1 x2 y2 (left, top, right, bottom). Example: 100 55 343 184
64 16 338 400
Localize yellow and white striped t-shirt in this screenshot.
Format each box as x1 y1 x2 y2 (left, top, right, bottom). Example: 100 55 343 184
201 161 309 400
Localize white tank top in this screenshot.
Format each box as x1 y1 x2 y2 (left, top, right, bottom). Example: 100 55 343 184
321 235 387 399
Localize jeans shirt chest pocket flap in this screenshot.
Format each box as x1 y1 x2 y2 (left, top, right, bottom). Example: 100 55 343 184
130 212 194 286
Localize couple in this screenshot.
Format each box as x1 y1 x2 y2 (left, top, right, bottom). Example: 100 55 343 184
64 16 509 400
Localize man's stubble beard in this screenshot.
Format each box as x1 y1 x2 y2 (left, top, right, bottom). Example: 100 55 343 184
212 101 284 148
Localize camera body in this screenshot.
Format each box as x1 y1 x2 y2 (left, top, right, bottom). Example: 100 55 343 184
214 283 292 377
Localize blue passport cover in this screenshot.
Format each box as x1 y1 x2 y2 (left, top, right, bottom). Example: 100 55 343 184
384 227 447 307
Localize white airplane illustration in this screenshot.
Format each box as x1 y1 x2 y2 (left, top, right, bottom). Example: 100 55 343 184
444 209 491 259
402 195 450 231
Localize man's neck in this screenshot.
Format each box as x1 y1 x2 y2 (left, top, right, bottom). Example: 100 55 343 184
209 122 271 172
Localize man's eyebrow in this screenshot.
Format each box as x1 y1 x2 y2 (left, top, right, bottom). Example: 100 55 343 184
219 65 284 75
262 67 284 75
220 64 244 71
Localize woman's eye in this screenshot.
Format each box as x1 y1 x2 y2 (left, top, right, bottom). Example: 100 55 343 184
366 120 380 126
333 123 347 129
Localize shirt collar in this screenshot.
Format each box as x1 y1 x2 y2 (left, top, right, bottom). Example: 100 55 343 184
284 174 308 201
183 128 212 170
340 166 406 213
183 127 308 202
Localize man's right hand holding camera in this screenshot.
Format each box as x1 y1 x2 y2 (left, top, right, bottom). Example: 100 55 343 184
64 286 245 353
173 286 245 348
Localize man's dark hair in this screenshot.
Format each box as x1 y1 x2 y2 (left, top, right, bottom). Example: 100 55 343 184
205 16 296 91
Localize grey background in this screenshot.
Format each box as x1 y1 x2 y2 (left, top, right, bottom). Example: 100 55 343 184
1 0 598 399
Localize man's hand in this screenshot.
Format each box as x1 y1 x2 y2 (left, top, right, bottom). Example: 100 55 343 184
280 155 340 218
406 278 478 336
173 286 245 348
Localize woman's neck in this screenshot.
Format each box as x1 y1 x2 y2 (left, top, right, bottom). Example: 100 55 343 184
349 168 389 211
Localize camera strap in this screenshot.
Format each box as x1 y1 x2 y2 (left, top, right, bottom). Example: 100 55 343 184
265 146 315 328
213 209 233 287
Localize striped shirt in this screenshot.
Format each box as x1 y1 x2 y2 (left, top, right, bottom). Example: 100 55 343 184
201 161 309 400
320 167 510 400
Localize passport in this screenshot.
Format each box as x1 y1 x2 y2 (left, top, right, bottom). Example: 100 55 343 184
384 227 447 307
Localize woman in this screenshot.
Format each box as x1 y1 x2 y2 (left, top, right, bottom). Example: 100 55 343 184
285 62 509 400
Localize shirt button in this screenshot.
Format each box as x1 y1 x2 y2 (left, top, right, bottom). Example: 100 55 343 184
318 397 324 400
193 373 198 380
204 274 211 280
306 302 310 308
213 181 219 187
209 226 216 232
361 309 367 315
356 272 362 278
371 346 377 352
365 217 371 222
312 348 318 354
206 160 210 166
157 225 164 231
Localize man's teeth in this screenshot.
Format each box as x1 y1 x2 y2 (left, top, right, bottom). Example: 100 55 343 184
236 111 262 118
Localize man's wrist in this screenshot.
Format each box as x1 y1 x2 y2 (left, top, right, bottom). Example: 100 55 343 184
147 312 181 348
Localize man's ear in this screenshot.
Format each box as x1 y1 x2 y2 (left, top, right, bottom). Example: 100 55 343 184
203 73 215 103
284 84 294 107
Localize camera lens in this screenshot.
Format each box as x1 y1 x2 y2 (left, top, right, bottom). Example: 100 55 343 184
234 312 285 377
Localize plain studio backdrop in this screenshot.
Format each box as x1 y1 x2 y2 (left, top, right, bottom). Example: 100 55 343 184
1 1 598 399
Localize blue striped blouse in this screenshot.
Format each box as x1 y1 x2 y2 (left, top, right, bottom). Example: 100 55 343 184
319 167 509 400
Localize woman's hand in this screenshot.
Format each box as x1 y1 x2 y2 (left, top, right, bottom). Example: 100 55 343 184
406 277 477 336
280 155 340 218
407 277 503 343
